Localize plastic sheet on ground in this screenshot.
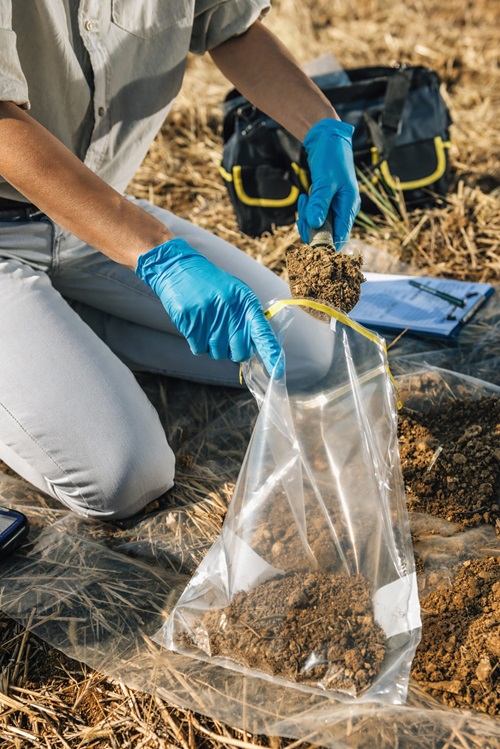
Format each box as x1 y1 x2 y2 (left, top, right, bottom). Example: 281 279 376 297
0 244 499 747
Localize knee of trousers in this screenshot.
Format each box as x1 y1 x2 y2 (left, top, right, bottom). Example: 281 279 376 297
44 426 176 521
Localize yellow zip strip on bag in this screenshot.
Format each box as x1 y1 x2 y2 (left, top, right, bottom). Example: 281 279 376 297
263 298 402 409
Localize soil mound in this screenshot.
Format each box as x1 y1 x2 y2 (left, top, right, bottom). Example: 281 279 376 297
412 556 500 714
399 396 500 530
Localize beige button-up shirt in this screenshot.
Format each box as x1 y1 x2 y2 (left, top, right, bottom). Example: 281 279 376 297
0 0 270 202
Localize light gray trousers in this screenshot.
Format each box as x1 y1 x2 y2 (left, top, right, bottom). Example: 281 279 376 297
0 197 331 519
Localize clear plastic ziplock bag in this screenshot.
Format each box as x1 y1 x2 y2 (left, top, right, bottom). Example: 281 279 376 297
154 299 421 702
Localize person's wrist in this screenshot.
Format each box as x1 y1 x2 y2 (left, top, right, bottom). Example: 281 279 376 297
293 105 339 141
113 194 175 268
135 229 174 257
135 237 201 289
303 117 355 148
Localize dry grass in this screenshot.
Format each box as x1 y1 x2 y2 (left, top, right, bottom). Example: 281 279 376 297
1 0 499 747
130 0 500 282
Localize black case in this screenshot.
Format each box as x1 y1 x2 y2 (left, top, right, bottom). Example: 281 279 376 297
220 64 453 237
0 508 29 559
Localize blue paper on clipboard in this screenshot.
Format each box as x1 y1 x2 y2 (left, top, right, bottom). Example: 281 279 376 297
351 273 495 338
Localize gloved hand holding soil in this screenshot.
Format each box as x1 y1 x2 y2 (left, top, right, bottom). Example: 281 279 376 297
286 213 365 314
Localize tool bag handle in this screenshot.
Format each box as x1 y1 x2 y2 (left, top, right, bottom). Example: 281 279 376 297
362 66 414 163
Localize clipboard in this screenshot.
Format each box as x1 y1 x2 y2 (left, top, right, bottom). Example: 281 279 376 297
351 273 495 338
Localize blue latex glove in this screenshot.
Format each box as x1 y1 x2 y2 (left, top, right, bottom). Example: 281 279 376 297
297 118 361 251
136 239 282 376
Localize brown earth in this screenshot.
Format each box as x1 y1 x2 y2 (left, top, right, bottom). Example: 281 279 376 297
411 556 500 714
399 396 500 531
250 482 377 578
286 245 364 314
251 485 350 573
399 395 500 714
201 571 386 694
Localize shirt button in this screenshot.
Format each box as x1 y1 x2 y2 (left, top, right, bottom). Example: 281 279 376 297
98 106 105 116
84 20 94 31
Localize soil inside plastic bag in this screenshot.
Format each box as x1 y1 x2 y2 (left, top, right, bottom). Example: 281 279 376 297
399 395 500 531
286 245 364 313
200 571 386 694
252 486 358 573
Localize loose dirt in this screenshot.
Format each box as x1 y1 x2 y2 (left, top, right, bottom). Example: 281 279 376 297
251 486 350 573
411 556 500 714
399 394 500 714
286 245 364 314
201 571 386 694
398 396 500 531
250 481 378 578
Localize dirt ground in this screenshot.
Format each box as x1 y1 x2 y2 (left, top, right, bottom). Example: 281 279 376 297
251 485 353 573
399 396 500 530
412 556 500 715
398 396 500 713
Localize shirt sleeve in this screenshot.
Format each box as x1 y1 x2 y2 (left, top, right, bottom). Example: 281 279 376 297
0 0 29 108
190 0 271 55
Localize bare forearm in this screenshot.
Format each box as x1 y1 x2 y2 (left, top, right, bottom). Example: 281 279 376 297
210 21 339 142
0 102 172 268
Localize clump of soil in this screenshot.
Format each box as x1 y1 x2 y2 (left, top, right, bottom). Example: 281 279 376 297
252 485 350 573
398 396 500 531
286 245 364 314
251 483 377 576
412 556 500 714
200 571 386 694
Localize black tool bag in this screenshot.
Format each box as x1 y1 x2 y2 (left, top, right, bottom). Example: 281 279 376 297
220 64 453 237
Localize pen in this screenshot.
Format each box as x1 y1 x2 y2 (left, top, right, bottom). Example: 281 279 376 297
409 280 467 308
